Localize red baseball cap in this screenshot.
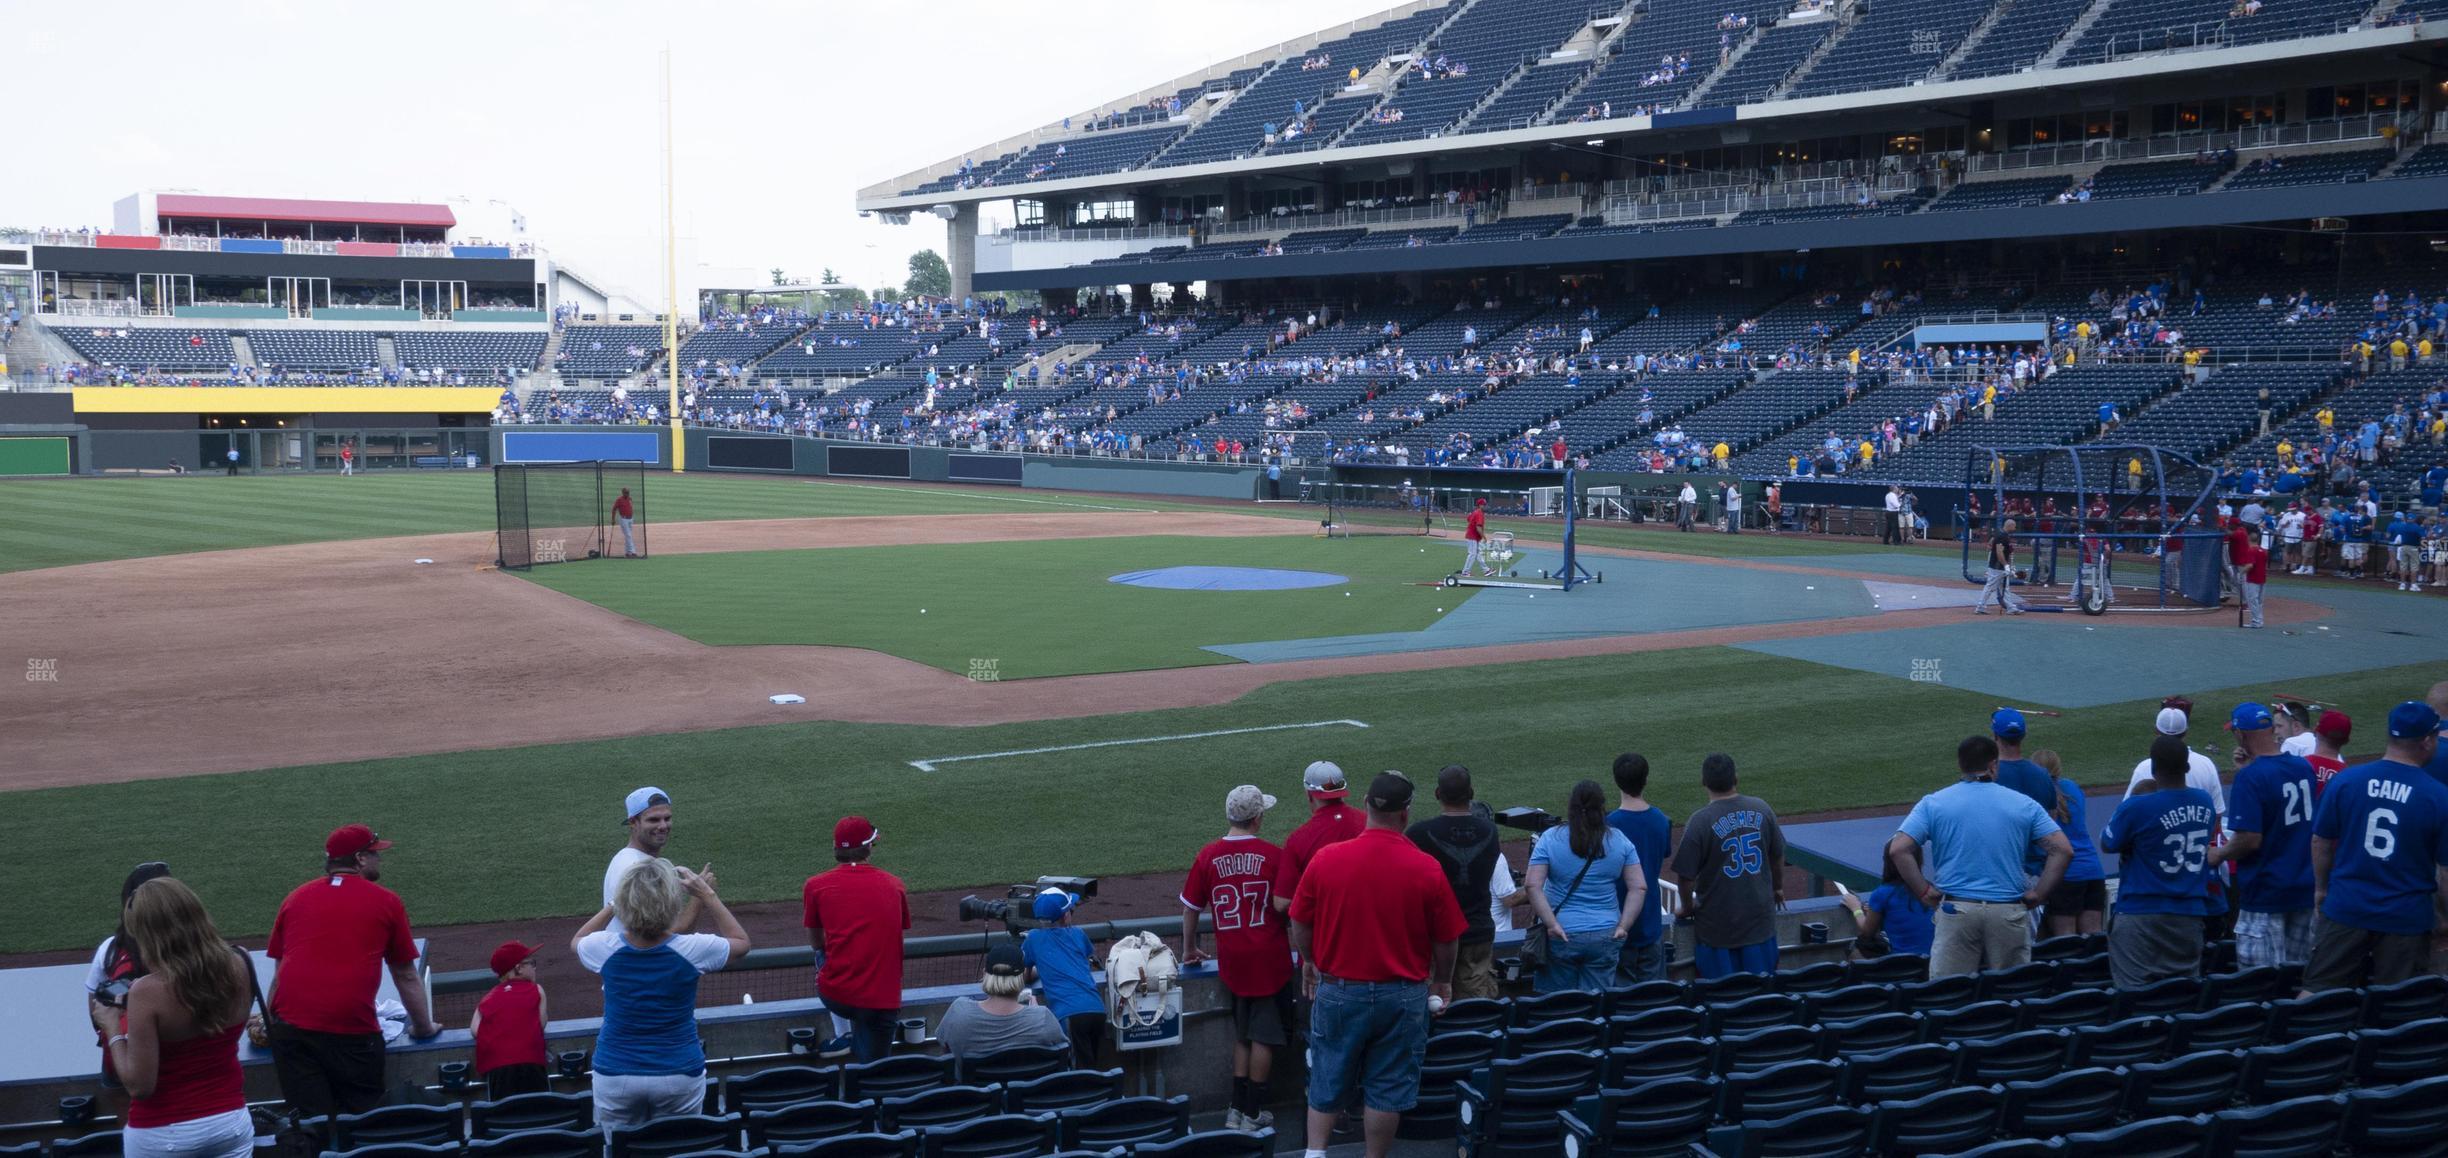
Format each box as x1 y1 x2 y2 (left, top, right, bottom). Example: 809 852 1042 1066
489 941 539 977
324 824 392 859
834 816 879 850
2316 710 2353 743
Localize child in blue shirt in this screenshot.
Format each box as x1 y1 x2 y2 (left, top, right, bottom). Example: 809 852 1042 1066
1020 888 1105 1068
1841 845 1935 959
2035 751 2107 937
2100 736 2220 989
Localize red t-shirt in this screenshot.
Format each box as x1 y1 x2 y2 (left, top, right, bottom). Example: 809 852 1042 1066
267 874 419 1035
2243 543 2269 585
2227 523 2253 565
1181 835 1294 997
1289 827 1468 982
1283 804 1366 900
340 446 353 461
473 979 546 1074
613 495 634 519
1465 509 1486 541
2309 753 2346 794
802 864 910 1011
1551 440 1566 462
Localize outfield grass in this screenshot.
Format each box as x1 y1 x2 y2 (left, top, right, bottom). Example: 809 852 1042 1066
519 535 1476 677
0 473 1170 573
4 650 2436 954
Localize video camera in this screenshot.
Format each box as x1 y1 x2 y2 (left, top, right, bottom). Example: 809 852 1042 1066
1492 806 1561 833
956 876 1101 936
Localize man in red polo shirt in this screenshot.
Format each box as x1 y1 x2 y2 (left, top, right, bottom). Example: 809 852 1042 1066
1289 772 1464 1158
1462 498 1489 576
266 824 439 1116
1275 762 1364 913
803 816 909 1062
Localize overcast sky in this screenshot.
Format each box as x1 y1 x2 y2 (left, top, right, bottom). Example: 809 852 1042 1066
15 0 1397 300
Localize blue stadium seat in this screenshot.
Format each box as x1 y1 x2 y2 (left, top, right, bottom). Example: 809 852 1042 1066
1693 973 1777 1006
724 1066 843 1114
2019 988 2114 1030
466 1128 603 1158
2267 991 2362 1042
2241 1033 2356 1102
2068 1015 2175 1068
843 1056 957 1102
662 1151 762 1158
1998 1065 2128 1137
1408 1030 1506 1139
2342 1073 2448 1156
323 1145 457 1158
2168 1002 2271 1053
1456 1049 1607 1158
1714 1025 1823 1073
2352 1018 2448 1087
1605 1037 1721 1087
2117 975 2206 1018
1559 1077 1721 1156
1053 1094 1189 1150
745 1102 878 1150
1924 1000 2021 1042
1610 1006 1708 1046
2029 934 2096 961
1802 984 1898 1023
1977 962 2059 1003
1707 994 1803 1037
1956 1029 2071 1085
878 1087 1005 1133
1893 974 1981 1011
770 1133 915 1158
608 1117 740 1158
332 1106 464 1150
917 1114 1055 1158
1709 1103 1875 1158
1512 988 1606 1025
1128 1129 1273 1158
2361 975 2448 1028
2206 1094 2347 1158
1865 1085 2005 1156
1001 1068 1123 1116
1816 1012 1922 1055
1926 1141 2064 1158
2056 952 2112 989
1775 962 1848 995
1439 998 1512 1034
1837 1043 1958 1106
1714 1059 1844 1123
1509 1017 1607 1057
2060 1115 2208 1158
2125 1049 2246 1119
952 1046 1067 1088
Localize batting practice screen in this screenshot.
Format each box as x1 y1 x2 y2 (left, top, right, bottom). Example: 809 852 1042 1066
493 461 648 570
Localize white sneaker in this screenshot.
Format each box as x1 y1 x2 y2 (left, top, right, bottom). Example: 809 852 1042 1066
1241 1110 1275 1133
1223 1109 1248 1133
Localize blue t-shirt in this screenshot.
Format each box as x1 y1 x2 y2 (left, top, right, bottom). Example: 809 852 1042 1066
1530 825 1638 935
2100 787 2219 916
577 931 733 1076
2389 518 2423 547
2226 753 2319 912
1898 780 2062 903
1993 759 2055 813
2057 780 2106 883
1021 925 1103 1020
2313 760 2448 935
1605 806 1674 946
1863 884 1935 957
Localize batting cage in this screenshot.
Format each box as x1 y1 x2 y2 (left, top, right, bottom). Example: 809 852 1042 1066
1299 467 1601 591
494 460 649 570
1958 443 2225 614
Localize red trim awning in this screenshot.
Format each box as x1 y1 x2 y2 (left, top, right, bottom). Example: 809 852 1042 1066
155 194 456 229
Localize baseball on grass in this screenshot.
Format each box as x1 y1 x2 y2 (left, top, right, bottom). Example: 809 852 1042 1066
920 609 927 614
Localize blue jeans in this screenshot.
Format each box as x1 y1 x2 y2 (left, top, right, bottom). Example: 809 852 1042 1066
1615 937 1670 985
1694 936 1780 979
1305 980 1429 1114
829 1002 899 1063
1535 933 1622 993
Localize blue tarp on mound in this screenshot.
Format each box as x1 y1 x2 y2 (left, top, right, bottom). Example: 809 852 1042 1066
1109 566 1348 591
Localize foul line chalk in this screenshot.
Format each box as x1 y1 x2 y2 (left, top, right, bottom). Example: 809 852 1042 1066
908 719 1370 772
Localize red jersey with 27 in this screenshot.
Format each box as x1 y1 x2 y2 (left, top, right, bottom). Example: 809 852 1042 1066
1180 835 1294 997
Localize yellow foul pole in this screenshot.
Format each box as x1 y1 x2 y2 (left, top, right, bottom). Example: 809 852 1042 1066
663 46 685 473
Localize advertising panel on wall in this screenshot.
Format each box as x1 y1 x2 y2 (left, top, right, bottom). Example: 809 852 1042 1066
501 430 663 464
947 453 1023 484
705 436 795 471
826 444 911 479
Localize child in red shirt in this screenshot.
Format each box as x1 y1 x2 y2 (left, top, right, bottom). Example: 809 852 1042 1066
471 941 550 1098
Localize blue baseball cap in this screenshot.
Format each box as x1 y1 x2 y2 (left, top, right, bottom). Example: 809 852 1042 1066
2228 703 2274 732
2387 701 2443 740
1032 888 1079 922
1990 708 2027 741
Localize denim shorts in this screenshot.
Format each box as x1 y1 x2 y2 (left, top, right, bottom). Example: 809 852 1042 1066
1305 979 1429 1114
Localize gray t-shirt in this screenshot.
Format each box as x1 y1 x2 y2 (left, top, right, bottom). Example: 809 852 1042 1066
934 996 1070 1058
1669 794 1785 950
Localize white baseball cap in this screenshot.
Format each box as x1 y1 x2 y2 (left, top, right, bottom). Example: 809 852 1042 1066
1226 785 1280 824
2154 708 2189 736
1303 761 1348 800
624 786 671 823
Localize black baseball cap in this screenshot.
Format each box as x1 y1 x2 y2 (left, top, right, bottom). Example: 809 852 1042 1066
1365 771 1415 812
984 940 1026 977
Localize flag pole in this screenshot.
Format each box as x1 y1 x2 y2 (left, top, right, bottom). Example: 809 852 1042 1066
662 45 685 473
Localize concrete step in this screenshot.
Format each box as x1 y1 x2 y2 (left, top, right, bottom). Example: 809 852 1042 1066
376 336 399 371
228 334 256 369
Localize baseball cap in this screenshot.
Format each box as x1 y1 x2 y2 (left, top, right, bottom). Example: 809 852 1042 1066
2229 703 2274 732
1990 708 2027 741
2387 701 2442 740
2316 710 2353 743
1364 770 1415 812
983 940 1027 977
489 941 539 977
122 861 172 906
623 787 671 823
834 816 879 850
2161 696 2195 716
1303 761 1348 800
2154 707 2190 736
1031 888 1079 922
1226 785 1279 824
324 824 392 859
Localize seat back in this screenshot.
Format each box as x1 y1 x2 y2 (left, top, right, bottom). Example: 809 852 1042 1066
1868 1085 2004 1155
320 1146 456 1158
472 1093 594 1139
1605 981 1690 1017
1774 962 1848 995
1127 1128 1272 1158
953 1046 1067 1088
1957 1028 2071 1085
771 1131 917 1158
1511 988 1604 1025
1892 974 1979 1011
1054 1095 1190 1150
2362 975 2448 1028
1727 1104 1874 1158
726 1066 844 1115
1506 1016 1605 1057
746 1102 877 1149
2202 965 2284 1006
1585 1076 1719 1147
2060 1115 2208 1158
1436 997 1511 1035
2343 1072 2448 1153
1980 961 2060 1003
2243 1033 2356 1102
2069 1015 2174 1068
2354 1019 2448 1087
2000 1065 2128 1137
2207 1094 2348 1158
2169 1003 2271 1053
1693 973 1775 1005
1708 994 1804 1037
879 1086 1005 1133
2268 990 2363 1042
467 1129 605 1158
1926 1000 2021 1042
920 1115 1056 1158
1715 1025 1822 1073
1001 1068 1123 1115
1817 1012 1921 1056
609 1116 740 1158
2019 987 2114 1030
1838 1042 1958 1105
335 1107 465 1150
844 1056 957 1102
1605 1037 1718 1087
2126 1049 2245 1119
1716 1059 1843 1123
2118 975 2206 1018
1802 984 1897 1023
1609 1006 1706 1046
1844 955 1927 986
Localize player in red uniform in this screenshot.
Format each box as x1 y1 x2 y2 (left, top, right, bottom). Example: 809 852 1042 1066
1181 785 1296 1134
1462 498 1489 576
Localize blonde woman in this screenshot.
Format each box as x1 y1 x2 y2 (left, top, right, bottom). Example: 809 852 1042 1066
572 857 750 1128
86 878 252 1158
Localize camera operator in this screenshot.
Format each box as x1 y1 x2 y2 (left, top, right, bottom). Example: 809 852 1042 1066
85 861 175 1114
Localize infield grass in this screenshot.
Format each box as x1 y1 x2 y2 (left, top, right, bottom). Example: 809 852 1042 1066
517 535 1477 677
3 651 2437 954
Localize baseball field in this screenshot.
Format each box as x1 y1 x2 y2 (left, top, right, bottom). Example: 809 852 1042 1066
4 470 2444 957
